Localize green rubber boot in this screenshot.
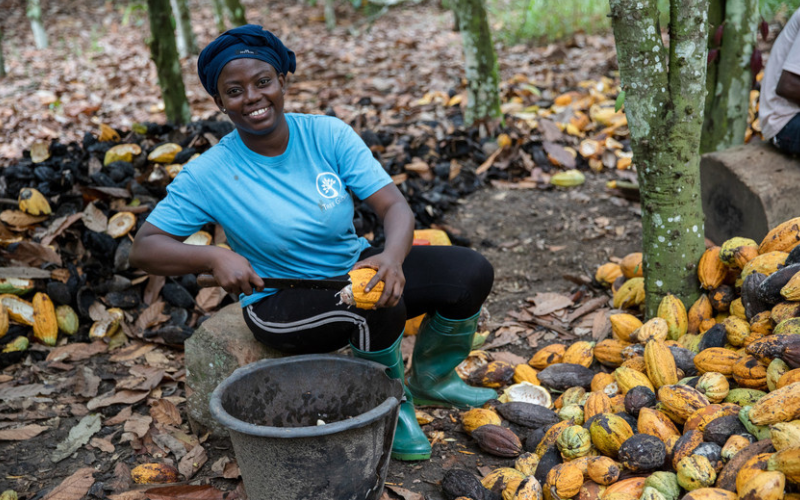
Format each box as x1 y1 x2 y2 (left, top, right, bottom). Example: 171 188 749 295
351 334 432 461
406 311 497 409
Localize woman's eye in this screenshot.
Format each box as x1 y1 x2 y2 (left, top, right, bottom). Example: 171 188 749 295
260 78 269 85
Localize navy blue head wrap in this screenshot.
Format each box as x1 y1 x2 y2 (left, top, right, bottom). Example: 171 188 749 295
197 25 296 96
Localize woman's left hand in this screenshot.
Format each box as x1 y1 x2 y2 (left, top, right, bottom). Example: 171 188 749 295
352 253 405 308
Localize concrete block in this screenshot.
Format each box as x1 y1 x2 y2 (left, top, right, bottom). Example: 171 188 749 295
185 302 285 437
701 140 800 245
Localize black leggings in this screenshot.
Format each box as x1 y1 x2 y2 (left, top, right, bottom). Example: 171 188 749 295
243 245 494 354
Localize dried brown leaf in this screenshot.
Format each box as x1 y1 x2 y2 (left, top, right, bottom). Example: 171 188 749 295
87 389 149 411
143 275 166 306
3 240 62 266
144 485 224 500
81 202 108 232
195 286 225 312
105 406 133 426
150 399 182 426
41 467 95 500
530 292 574 316
123 414 152 438
41 212 84 246
74 366 101 398
116 366 165 391
386 485 425 500
178 444 208 480
109 341 158 362
46 341 108 362
0 209 49 228
0 424 48 440
89 436 115 453
135 300 170 332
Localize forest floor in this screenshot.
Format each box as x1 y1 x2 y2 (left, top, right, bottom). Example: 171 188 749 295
0 0 648 498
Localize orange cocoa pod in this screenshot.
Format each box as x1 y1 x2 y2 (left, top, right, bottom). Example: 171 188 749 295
586 456 620 486
562 341 595 368
583 391 612 420
637 407 680 441
594 339 631 367
693 347 742 376
644 339 678 389
619 252 643 279
735 453 771 493
529 344 565 370
731 355 768 391
657 384 710 424
131 463 181 484
698 247 727 290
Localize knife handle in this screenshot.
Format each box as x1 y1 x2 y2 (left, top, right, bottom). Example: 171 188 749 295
197 274 219 288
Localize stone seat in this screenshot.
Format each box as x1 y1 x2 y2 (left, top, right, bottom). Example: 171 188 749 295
185 302 286 437
701 139 800 245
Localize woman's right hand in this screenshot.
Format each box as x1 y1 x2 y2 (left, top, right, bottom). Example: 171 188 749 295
208 248 264 296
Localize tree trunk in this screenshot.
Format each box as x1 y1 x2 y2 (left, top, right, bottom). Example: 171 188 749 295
170 0 198 58
26 0 48 50
609 0 709 316
211 0 227 32
700 0 759 153
453 0 501 125
324 0 336 31
0 28 6 78
224 0 248 27
147 0 191 125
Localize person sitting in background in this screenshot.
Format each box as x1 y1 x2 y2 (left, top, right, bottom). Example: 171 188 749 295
759 7 800 155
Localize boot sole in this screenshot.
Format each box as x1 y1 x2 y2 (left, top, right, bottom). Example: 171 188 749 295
391 450 432 461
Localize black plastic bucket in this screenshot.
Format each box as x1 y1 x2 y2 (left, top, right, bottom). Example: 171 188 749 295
209 354 403 500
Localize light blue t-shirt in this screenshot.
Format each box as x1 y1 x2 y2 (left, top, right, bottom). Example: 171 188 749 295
146 113 393 306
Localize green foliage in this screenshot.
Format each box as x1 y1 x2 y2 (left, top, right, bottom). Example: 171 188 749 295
486 0 799 45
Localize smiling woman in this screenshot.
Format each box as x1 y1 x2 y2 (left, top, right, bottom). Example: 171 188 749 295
129 24 497 469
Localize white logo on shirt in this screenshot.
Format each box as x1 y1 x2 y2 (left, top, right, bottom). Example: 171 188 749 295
316 173 342 199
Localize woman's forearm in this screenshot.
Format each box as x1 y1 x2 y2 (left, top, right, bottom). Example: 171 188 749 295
130 233 225 276
380 202 414 262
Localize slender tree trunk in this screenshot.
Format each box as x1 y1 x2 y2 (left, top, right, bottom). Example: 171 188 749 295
453 0 501 125
224 0 248 27
0 28 6 78
324 0 336 31
26 0 48 49
610 0 709 316
147 0 191 125
701 0 759 153
170 0 198 58
212 0 227 32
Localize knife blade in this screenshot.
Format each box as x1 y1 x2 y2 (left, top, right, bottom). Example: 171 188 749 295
196 273 350 290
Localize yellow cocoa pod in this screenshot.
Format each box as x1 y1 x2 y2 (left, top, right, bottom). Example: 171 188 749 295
782 272 800 301
529 343 565 370
591 372 618 395
676 455 716 491
644 339 678 389
0 294 34 326
587 456 620 486
594 339 630 367
778 368 800 389
609 313 642 343
0 305 7 339
55 304 79 335
343 268 384 309
481 467 526 491
693 347 742 376
562 341 594 368
32 293 57 346
589 413 633 458
684 403 740 433
461 408 502 434
147 143 182 163
739 471 786 500
695 372 729 403
698 247 727 290
632 317 669 343
680 488 736 500
17 187 51 216
759 216 800 254
657 384 710 424
738 251 789 287
596 262 623 287
131 463 180 484
767 447 800 484
769 420 800 452
731 355 768 391
749 382 800 425
546 462 583 499
620 252 643 279
603 477 646 499
729 298 746 320
614 365 655 395
513 364 540 385
584 391 612 420
721 434 752 462
688 294 714 335
775 317 800 335
722 316 750 347
514 452 540 476
767 358 790 392
719 236 759 268
535 419 573 457
735 453 772 493
513 477 543 500
556 425 592 460
657 294 688 340
638 407 680 441
750 310 774 336
621 355 646 373
609 394 626 413
613 277 645 309
771 302 800 326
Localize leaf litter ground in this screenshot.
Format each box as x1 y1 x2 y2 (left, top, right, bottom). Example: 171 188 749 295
0 0 645 498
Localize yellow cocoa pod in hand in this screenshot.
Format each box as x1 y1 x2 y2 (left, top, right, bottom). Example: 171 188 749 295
340 268 384 309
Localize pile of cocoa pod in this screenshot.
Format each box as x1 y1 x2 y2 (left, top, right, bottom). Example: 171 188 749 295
442 217 800 500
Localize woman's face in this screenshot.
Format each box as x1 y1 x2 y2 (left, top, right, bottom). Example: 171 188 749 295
214 58 286 137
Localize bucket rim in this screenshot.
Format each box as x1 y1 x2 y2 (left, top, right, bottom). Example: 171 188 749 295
209 354 402 438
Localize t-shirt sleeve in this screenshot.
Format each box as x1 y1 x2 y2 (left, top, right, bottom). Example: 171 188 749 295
145 169 214 237
783 35 800 76
332 122 393 200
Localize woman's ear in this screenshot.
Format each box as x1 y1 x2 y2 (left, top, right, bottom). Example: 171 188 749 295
213 95 226 113
279 73 287 94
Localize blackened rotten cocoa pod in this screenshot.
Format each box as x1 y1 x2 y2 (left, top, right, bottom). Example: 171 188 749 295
786 244 800 266
671 429 704 469
747 334 800 362
523 425 550 453
533 446 562 487
624 385 657 416
441 469 494 500
741 272 769 320
757 264 800 305
697 324 728 351
669 346 697 376
693 441 724 472
537 363 594 391
703 414 748 446
618 434 666 471
497 402 560 429
471 424 523 457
